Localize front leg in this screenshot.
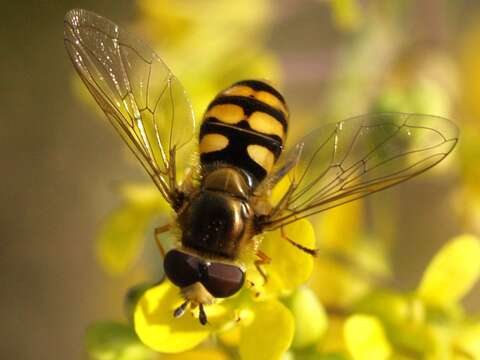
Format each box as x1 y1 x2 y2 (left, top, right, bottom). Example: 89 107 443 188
254 250 271 285
154 223 173 258
280 226 318 256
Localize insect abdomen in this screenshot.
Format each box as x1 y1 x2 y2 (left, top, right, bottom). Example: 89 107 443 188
199 80 289 184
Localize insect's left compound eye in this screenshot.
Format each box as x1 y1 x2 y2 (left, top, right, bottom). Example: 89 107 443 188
164 250 202 288
202 262 245 298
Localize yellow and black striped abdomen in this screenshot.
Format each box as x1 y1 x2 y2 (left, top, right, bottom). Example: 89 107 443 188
199 80 289 184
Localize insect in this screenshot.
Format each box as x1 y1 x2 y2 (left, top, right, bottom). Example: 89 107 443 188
64 9 458 325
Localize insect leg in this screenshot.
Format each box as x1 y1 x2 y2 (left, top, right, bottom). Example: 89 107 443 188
173 300 189 318
154 223 173 258
255 250 271 285
179 166 196 195
198 304 208 325
280 226 318 256
168 145 178 191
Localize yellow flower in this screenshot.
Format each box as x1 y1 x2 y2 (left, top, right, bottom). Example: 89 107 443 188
344 314 392 360
247 220 317 297
96 183 168 275
133 220 316 358
454 322 480 359
288 286 328 349
351 234 480 359
417 234 480 308
310 201 390 309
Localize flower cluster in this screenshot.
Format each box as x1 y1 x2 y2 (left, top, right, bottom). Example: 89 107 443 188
86 231 480 360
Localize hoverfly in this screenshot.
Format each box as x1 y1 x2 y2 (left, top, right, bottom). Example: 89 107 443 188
64 9 458 325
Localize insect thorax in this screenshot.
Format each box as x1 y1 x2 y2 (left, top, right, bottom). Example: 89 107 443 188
178 167 255 260
199 80 289 185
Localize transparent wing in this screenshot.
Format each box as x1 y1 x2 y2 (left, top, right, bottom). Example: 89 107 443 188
64 9 195 206
261 113 458 230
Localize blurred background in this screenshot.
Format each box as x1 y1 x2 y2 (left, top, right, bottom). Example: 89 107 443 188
1 0 479 359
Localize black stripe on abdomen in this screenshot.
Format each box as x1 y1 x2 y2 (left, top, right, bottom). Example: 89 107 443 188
232 80 287 105
199 121 282 183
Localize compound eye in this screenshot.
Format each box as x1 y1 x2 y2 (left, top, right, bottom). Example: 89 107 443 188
202 262 245 298
164 250 201 288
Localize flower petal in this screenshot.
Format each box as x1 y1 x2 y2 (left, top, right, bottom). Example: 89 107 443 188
454 322 480 359
119 183 169 210
96 205 155 276
218 325 241 347
251 219 315 295
344 315 391 360
289 287 328 349
239 300 294 360
309 257 370 308
318 315 347 354
316 201 363 250
97 182 172 276
354 291 410 328
134 281 211 353
417 234 480 307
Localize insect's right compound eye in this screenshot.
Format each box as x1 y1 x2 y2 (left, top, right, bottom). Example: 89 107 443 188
164 250 201 288
202 262 245 298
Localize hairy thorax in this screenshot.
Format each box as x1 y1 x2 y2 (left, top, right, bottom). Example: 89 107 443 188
177 167 256 260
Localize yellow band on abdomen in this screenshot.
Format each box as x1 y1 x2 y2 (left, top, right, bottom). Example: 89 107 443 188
199 133 230 154
247 144 275 173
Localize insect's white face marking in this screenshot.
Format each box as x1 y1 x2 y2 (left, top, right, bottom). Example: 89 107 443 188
181 282 215 306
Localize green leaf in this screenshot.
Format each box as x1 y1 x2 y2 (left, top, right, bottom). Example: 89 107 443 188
239 300 295 360
417 234 480 307
85 322 155 360
161 348 230 360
